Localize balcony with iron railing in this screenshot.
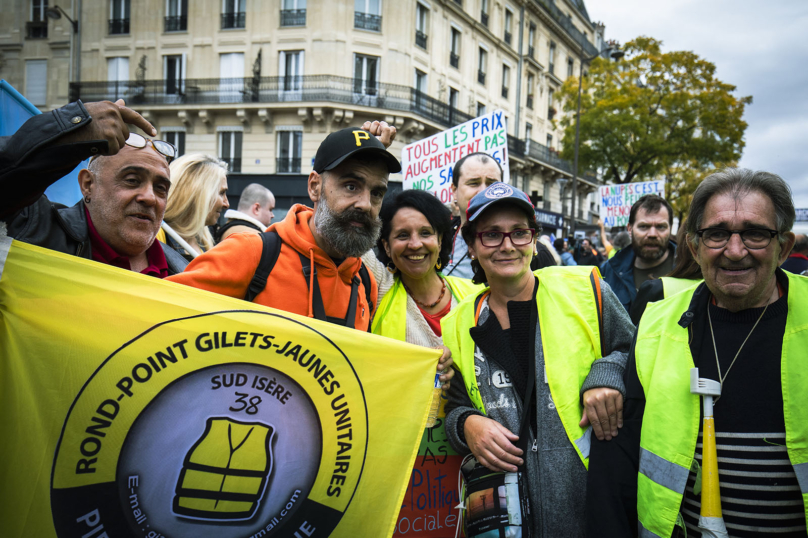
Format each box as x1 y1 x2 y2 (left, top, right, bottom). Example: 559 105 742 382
26 21 48 39
277 158 302 174
450 52 459 68
477 70 486 85
68 75 594 178
109 18 130 34
531 0 599 57
504 31 512 45
221 12 245 29
165 15 187 32
280 9 306 27
480 11 489 26
354 12 381 31
415 30 428 49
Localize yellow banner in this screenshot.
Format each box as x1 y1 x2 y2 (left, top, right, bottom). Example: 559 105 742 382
0 238 439 538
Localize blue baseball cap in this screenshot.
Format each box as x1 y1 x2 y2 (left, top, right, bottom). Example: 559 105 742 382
467 182 535 222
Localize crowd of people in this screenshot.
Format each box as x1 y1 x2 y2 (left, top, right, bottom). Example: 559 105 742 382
1 99 807 538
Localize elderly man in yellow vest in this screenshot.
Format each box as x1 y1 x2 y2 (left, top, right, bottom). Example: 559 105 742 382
585 168 806 538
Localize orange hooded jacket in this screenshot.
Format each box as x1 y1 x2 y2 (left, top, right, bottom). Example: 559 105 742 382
167 204 378 330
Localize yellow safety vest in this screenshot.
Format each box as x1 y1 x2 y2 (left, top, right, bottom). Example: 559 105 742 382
371 275 481 340
174 417 274 520
635 272 808 538
659 276 701 298
441 266 604 467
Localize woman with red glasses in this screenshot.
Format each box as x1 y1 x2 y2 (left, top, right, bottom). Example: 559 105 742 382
441 182 634 537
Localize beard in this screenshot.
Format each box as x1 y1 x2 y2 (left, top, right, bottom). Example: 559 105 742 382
631 234 667 263
313 192 382 258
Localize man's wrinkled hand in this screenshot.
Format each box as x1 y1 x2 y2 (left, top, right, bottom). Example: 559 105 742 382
464 415 524 472
361 120 397 149
58 100 156 155
580 387 623 441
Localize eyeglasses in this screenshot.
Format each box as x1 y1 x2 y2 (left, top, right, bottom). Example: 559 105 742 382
696 228 779 249
476 228 536 248
89 133 178 164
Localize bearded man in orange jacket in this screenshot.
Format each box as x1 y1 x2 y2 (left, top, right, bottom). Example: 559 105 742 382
168 122 399 331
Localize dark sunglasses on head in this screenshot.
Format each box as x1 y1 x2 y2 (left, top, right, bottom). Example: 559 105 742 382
89 133 178 164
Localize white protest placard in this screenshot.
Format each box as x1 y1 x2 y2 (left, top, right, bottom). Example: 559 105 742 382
599 180 666 228
401 110 510 204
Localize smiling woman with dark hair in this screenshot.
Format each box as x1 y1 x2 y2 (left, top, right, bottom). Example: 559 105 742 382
362 189 481 420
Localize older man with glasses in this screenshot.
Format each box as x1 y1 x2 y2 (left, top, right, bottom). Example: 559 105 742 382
1 99 188 276
585 168 807 538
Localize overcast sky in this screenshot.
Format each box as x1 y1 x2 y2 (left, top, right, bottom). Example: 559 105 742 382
584 0 808 212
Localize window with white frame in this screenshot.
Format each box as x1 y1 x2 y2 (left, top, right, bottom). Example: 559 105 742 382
526 73 534 109
165 0 187 31
528 23 536 57
477 102 486 117
163 54 185 96
109 0 131 34
353 54 379 97
279 50 304 93
219 130 243 173
548 88 555 119
25 59 47 106
525 122 533 145
277 130 303 174
449 87 459 109
567 56 574 78
504 9 513 45
107 57 129 99
31 0 48 21
549 42 556 74
478 47 487 85
163 130 185 157
501 64 510 99
354 0 381 31
450 28 461 68
219 52 244 102
415 3 428 49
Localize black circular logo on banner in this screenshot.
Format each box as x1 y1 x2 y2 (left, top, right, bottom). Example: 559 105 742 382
50 311 369 538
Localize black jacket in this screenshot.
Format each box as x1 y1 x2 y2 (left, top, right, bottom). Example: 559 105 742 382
1 101 187 275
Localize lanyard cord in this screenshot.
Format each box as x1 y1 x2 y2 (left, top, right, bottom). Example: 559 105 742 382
707 300 769 405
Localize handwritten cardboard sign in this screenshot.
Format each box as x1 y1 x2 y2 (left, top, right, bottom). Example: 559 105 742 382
599 180 666 228
401 110 510 204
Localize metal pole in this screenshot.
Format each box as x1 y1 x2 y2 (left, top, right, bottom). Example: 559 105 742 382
570 43 585 236
514 5 525 140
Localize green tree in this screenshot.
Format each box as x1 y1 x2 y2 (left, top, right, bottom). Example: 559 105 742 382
557 37 751 189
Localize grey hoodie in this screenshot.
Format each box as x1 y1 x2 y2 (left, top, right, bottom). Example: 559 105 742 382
444 279 634 537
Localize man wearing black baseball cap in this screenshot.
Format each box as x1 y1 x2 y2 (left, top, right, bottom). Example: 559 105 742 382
169 121 399 331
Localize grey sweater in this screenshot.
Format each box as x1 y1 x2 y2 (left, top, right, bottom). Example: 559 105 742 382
444 279 634 537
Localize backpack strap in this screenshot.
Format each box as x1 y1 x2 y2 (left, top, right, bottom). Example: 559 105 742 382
357 262 374 314
298 252 361 329
245 231 282 302
588 268 606 357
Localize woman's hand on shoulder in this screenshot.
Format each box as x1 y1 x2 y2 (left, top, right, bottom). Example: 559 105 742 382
436 346 454 390
464 415 524 472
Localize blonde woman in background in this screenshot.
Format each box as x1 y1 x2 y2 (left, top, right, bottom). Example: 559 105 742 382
161 154 230 261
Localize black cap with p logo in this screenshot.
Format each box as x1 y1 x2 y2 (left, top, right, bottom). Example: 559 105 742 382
312 127 402 174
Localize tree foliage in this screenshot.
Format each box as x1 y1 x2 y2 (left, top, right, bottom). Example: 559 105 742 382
557 37 752 189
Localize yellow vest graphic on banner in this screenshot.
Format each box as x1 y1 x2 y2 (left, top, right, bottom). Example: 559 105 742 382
0 238 440 538
174 417 275 520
